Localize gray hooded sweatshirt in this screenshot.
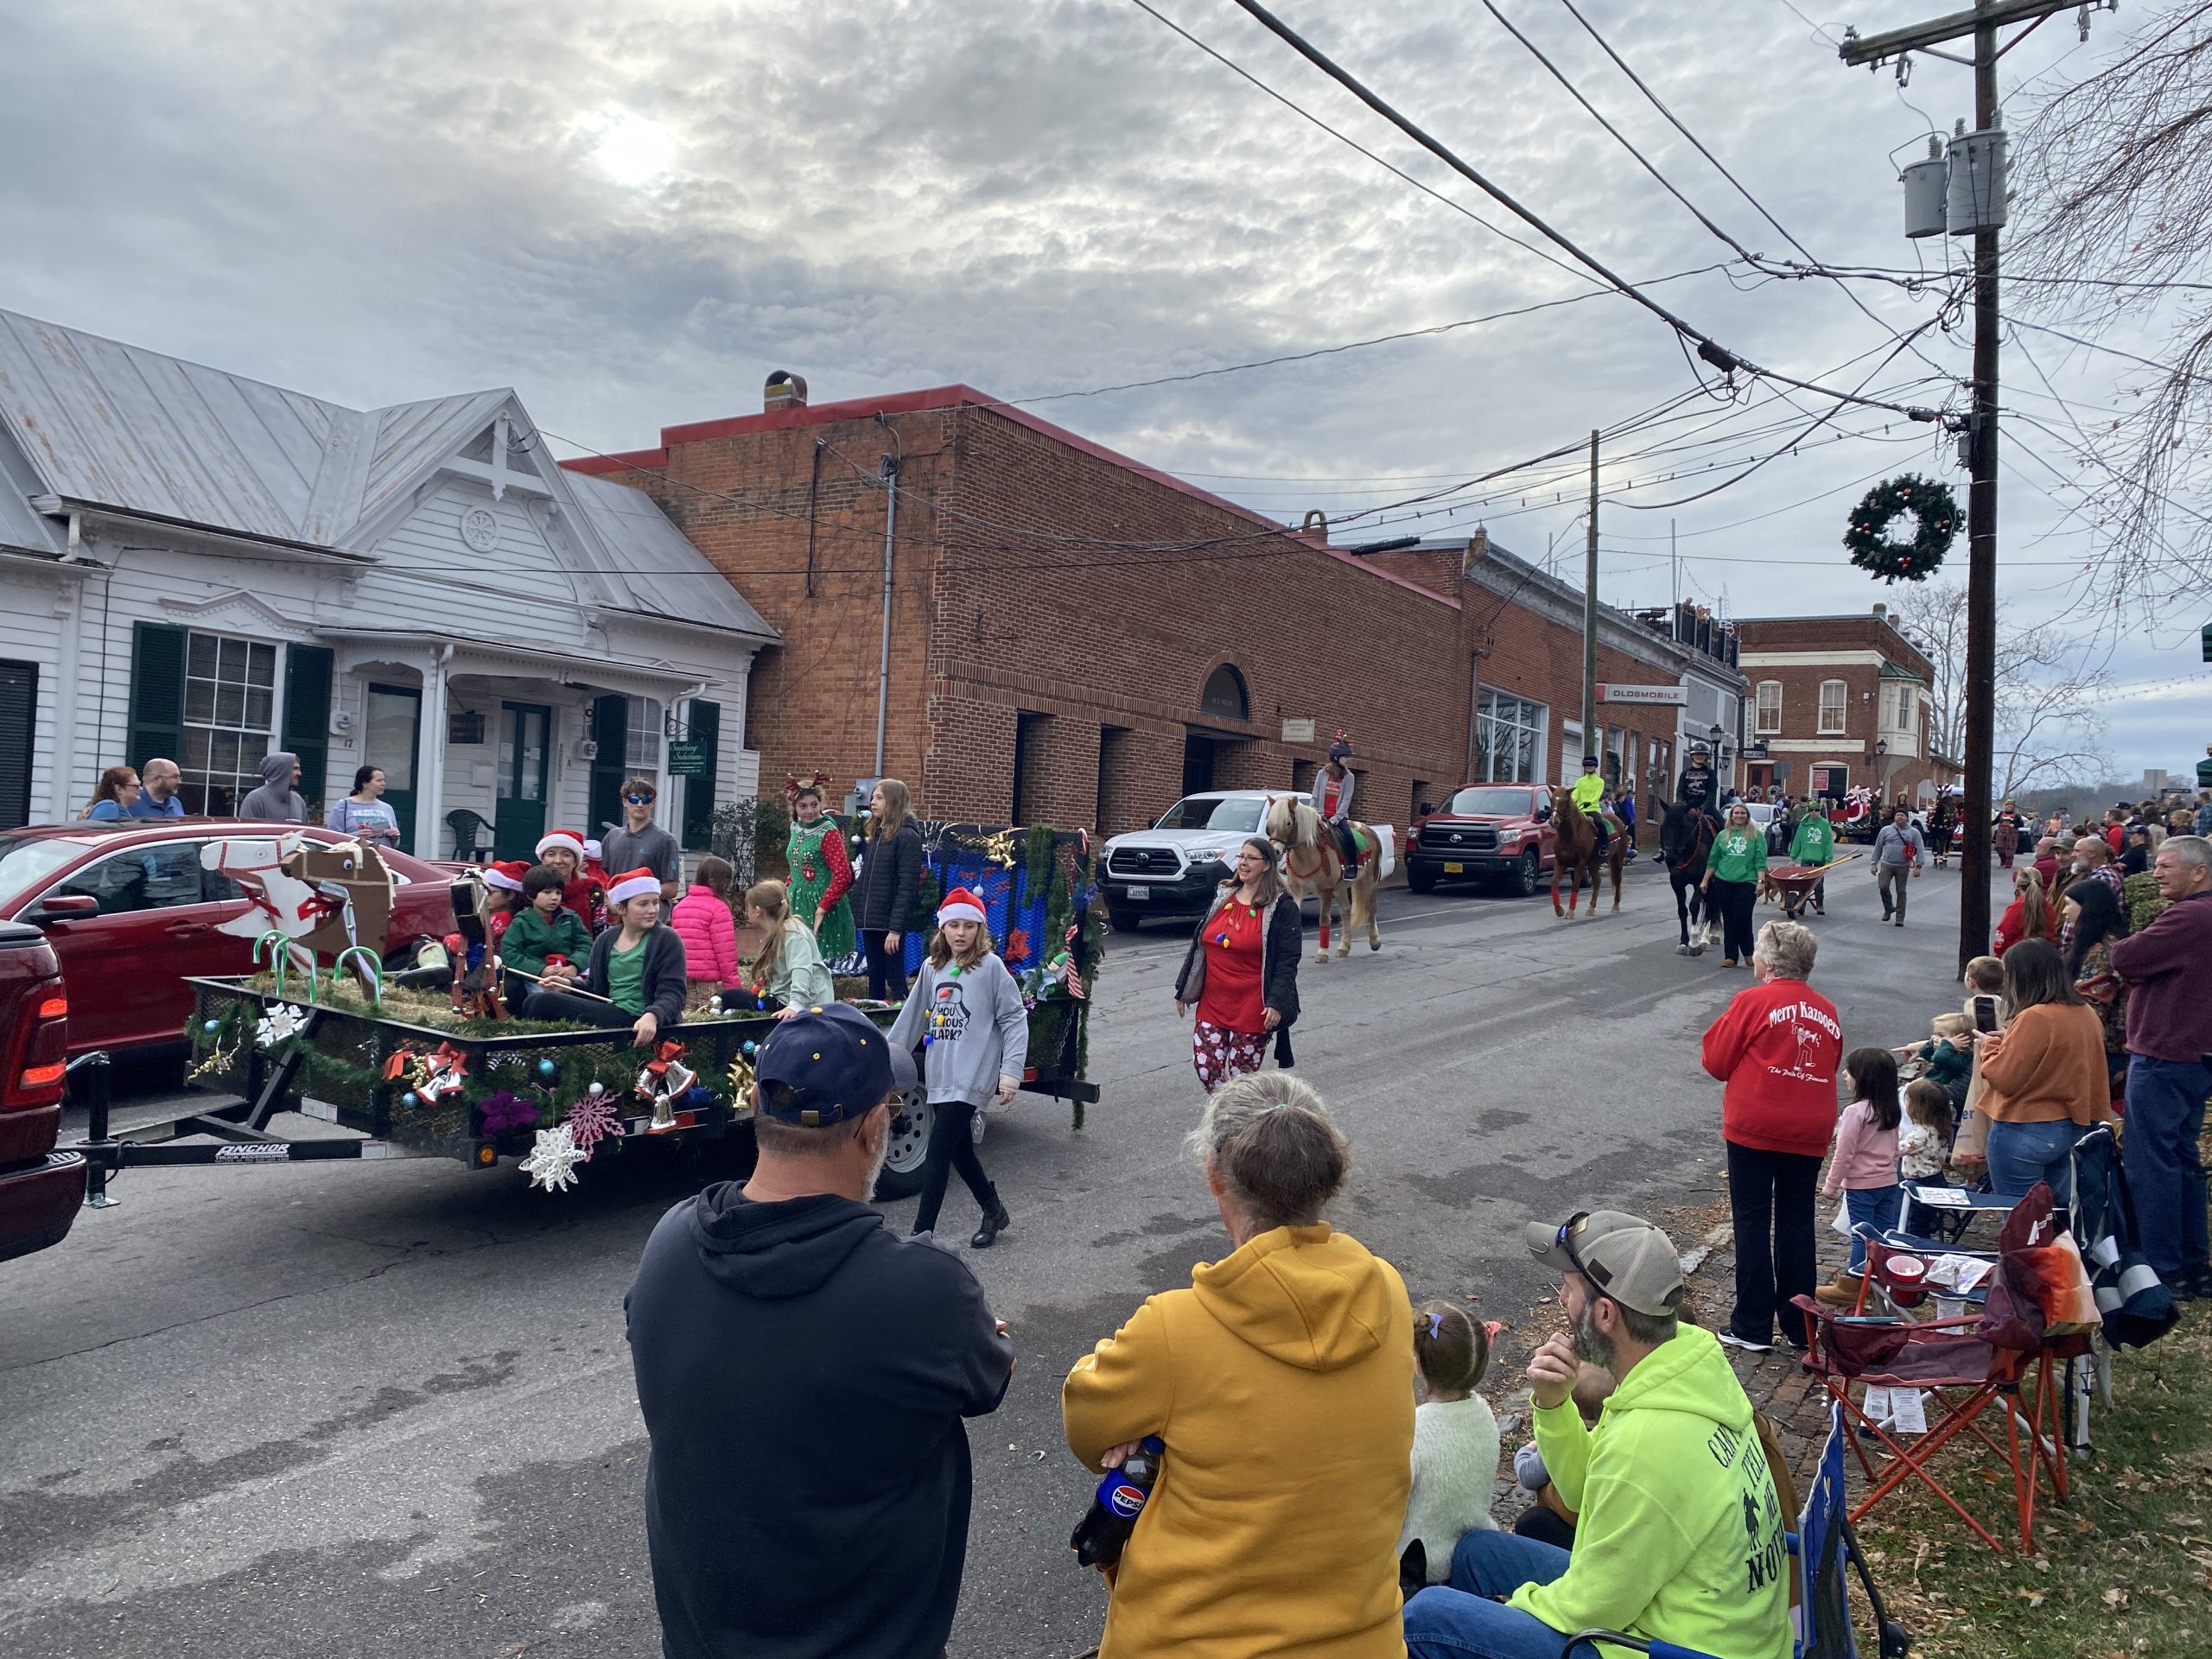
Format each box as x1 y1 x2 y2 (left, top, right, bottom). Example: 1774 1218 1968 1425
886 952 1029 1106
238 751 307 822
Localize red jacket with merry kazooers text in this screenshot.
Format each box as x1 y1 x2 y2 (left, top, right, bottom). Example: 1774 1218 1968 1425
1700 976 1845 1157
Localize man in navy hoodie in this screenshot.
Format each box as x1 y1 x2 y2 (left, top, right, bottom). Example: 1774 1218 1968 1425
626 1004 1016 1658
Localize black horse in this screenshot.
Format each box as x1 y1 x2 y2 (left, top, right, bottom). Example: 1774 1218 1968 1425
1660 800 1717 954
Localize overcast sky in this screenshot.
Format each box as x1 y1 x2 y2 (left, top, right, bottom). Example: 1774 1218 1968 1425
3 0 2201 780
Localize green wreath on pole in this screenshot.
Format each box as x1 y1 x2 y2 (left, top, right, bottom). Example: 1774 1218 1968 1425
1843 473 1960 583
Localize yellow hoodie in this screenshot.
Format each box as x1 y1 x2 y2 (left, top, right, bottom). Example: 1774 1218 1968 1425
1063 1224 1414 1659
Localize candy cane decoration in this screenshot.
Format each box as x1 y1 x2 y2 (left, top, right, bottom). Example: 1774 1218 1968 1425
334 945 383 1010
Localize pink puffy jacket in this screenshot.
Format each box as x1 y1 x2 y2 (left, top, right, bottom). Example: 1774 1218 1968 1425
669 887 739 984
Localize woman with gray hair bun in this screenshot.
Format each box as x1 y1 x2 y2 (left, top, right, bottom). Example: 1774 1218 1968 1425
1060 1072 1414 1658
1700 919 1843 1354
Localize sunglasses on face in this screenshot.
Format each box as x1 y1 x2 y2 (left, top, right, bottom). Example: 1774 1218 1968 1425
626 794 654 805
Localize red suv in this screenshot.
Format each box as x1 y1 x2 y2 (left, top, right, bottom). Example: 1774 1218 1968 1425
1405 783 1557 897
0 821 457 1054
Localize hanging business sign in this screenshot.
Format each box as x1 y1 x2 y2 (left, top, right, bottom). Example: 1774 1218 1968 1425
1596 683 1687 707
665 740 711 778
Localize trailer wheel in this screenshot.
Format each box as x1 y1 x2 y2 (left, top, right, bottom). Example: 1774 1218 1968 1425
872 1090 933 1201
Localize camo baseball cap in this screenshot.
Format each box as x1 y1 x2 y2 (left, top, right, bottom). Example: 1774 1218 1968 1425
1523 1209 1684 1318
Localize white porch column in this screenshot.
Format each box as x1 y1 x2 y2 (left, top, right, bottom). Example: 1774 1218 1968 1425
415 645 452 856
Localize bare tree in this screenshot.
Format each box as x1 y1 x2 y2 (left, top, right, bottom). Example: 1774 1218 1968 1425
2011 3 2212 616
1891 582 2112 797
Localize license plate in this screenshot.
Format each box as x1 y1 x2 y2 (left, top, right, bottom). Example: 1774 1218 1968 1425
1126 885 1151 899
1443 861 1464 874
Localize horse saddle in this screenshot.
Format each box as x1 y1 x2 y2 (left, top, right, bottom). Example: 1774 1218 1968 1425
1341 823 1376 868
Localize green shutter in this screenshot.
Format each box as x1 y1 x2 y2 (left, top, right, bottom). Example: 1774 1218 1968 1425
280 644 335 817
681 698 721 850
588 695 629 838
125 621 188 773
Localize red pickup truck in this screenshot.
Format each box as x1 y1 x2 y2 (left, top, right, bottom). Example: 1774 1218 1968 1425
1405 783 1558 898
0 918 79 1262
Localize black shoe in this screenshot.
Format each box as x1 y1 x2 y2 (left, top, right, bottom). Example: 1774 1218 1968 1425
971 1199 1011 1249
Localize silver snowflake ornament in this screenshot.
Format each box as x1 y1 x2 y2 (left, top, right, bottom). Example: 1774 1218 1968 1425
256 1003 303 1049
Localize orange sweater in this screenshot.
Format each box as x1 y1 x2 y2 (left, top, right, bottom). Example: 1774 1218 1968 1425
1976 1002 2112 1128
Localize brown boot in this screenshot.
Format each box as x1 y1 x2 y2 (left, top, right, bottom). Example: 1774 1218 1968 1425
1815 1270 1865 1307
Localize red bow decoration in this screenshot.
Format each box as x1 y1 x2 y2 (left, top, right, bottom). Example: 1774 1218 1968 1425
643 1039 687 1077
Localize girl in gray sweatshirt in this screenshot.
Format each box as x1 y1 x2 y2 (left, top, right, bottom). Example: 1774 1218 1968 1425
887 887 1028 1249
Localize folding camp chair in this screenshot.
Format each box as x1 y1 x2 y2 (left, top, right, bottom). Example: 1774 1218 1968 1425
1559 1402 1909 1659
1790 1183 2082 1553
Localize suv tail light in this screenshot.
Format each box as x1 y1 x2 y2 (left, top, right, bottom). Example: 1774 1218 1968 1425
5 974 68 1111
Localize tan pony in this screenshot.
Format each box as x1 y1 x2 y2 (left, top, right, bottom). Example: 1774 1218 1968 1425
1264 796 1385 961
1544 785 1624 918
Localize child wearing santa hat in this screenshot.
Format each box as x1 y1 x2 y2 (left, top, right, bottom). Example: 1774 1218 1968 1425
526 868 689 1047
885 887 1027 1249
534 830 607 931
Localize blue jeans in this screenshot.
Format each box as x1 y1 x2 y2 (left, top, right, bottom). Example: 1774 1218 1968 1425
1843 1184 1903 1273
2123 1056 2212 1279
1403 1531 1605 1659
1986 1118 2082 1207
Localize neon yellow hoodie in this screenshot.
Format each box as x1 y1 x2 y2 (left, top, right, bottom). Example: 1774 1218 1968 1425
1512 1324 1791 1659
1571 772 1607 815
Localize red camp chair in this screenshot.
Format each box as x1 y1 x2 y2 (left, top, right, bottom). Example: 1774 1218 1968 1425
1790 1183 2080 1554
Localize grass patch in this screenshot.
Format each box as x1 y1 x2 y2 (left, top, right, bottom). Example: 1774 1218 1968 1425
1858 1302 2212 1658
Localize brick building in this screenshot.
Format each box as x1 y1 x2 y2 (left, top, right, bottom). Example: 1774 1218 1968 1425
565 382 1739 838
1734 604 1960 805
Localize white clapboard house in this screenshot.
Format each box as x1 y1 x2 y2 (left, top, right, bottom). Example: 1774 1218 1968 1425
0 308 775 858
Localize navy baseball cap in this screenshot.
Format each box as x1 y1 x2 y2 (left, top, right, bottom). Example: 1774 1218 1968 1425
755 1004 916 1127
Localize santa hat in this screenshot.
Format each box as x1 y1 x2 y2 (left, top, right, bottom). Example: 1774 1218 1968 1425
936 887 988 927
483 860 530 893
608 868 661 907
536 829 587 861
582 838 604 865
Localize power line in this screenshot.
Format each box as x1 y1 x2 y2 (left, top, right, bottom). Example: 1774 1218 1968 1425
1212 0 1942 423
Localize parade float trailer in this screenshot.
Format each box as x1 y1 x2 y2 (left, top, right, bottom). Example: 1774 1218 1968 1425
74 824 1101 1205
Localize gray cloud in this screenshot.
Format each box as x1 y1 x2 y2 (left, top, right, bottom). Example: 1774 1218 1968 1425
0 0 2195 767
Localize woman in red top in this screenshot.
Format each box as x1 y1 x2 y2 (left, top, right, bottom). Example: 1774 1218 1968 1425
1700 918 1844 1352
1991 866 2056 956
1174 838 1302 1092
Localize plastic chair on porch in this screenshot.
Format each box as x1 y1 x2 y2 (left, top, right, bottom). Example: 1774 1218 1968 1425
1558 1401 1909 1659
446 810 496 863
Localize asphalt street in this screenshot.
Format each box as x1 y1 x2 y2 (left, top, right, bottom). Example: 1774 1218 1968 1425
1 853 1990 1658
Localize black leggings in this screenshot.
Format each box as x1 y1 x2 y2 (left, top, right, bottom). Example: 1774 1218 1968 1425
861 930 910 1001
522 988 665 1030
1707 877 1758 962
912 1099 998 1236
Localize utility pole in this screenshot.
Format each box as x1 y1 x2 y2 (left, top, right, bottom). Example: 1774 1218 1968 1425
1581 429 1599 770
1840 0 2084 974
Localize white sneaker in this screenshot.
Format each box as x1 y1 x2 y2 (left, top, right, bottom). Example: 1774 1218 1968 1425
1717 1330 1773 1354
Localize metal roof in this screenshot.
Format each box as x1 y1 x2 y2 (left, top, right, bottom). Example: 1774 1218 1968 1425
0 308 773 640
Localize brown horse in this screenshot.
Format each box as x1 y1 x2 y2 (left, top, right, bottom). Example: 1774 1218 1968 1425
1545 785 1624 918
1265 796 1385 960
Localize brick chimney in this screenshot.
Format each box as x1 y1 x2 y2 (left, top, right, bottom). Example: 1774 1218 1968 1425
1872 601 1888 620
764 370 808 412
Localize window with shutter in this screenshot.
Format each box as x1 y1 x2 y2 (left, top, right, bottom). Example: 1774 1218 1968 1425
0 659 35 830
681 698 720 850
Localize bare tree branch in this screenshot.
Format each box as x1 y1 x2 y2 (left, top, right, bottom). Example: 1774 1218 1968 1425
2012 2 2212 614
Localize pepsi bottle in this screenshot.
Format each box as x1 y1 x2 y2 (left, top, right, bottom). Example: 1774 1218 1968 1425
1070 1436 1164 1569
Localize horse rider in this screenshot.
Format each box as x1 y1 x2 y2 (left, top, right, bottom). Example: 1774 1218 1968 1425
1572 755 1612 856
1676 747 1722 832
1312 739 1361 868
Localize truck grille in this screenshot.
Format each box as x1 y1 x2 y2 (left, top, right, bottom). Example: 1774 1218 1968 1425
1429 825 1499 852
1109 847 1182 878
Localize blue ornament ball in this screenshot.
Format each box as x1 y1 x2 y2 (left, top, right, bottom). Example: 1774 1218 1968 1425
202 1019 220 1033
537 1058 557 1079
741 1040 758 1058
401 1090 420 1109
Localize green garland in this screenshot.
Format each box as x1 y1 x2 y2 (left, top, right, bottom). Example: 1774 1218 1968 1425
1844 474 1959 583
